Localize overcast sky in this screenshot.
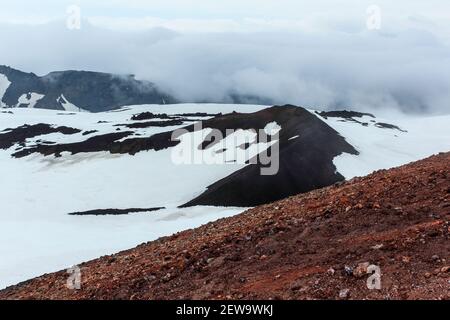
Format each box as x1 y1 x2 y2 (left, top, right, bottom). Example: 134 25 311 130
0 0 449 113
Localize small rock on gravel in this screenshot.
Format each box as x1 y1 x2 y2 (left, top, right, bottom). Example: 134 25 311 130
353 262 370 278
344 266 354 276
339 289 350 299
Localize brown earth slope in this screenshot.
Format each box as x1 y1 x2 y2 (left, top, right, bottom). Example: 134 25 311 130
1 153 449 300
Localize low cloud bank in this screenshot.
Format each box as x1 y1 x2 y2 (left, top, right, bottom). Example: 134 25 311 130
0 21 449 114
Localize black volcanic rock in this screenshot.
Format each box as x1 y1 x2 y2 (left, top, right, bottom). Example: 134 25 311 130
375 122 407 132
115 119 185 129
11 127 180 157
0 124 81 150
174 112 222 117
0 65 175 112
12 131 134 158
130 112 173 121
181 105 359 207
317 110 375 119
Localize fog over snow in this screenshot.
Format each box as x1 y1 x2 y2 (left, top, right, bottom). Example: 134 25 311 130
0 0 449 114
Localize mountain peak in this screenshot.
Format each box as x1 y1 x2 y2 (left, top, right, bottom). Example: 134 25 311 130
0 65 175 112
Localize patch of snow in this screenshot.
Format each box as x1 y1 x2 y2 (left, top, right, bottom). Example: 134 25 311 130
59 94 88 112
173 127 276 166
16 92 45 108
288 135 300 141
264 121 281 136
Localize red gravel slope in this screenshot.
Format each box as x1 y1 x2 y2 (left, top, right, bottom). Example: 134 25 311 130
1 153 449 300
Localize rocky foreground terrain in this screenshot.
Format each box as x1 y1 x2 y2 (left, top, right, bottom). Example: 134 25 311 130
1 152 449 300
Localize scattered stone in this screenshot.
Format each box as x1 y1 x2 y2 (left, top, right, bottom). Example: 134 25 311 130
107 257 116 264
353 262 370 278
427 230 439 237
289 281 303 291
344 266 354 276
162 273 172 282
402 256 411 263
440 266 450 273
339 289 350 299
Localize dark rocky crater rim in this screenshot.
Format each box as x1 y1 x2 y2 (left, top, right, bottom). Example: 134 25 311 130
181 105 359 207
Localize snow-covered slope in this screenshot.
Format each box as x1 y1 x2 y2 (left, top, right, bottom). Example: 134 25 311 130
317 112 450 179
0 65 175 112
0 103 448 289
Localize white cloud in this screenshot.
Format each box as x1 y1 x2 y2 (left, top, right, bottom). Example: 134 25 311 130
0 1 449 114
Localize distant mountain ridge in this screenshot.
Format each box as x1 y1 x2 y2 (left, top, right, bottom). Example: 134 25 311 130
0 65 175 112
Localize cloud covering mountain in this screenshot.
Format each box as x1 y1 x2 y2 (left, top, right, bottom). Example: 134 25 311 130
1 0 449 114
